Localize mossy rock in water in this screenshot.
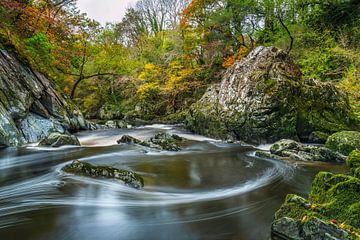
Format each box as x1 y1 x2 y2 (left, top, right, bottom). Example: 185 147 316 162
267 139 345 163
272 195 351 239
39 132 80 147
149 133 182 151
63 160 144 189
325 131 360 156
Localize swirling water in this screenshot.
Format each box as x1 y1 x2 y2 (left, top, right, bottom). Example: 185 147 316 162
0 125 346 240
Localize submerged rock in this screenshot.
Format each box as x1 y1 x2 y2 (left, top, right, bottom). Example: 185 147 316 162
39 132 80 147
185 46 357 144
117 133 183 151
256 139 345 163
63 160 144 189
325 131 360 156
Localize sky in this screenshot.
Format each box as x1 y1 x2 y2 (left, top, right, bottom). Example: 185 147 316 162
76 0 138 25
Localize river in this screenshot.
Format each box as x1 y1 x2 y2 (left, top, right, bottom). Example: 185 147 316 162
0 125 346 240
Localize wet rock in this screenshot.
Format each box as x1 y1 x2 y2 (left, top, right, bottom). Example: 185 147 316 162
271 217 302 240
150 133 182 151
19 113 65 143
185 46 356 144
257 139 345 163
325 131 360 156
63 160 144 189
39 132 80 147
117 133 183 151
272 216 349 240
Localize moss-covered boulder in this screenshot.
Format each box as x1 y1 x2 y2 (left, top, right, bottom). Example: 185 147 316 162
39 132 80 147
272 171 360 239
326 131 360 156
185 46 357 144
256 139 345 163
63 160 144 189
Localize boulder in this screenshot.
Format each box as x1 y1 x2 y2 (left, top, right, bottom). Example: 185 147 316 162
63 160 144 189
325 131 360 156
150 133 182 151
0 49 94 147
256 139 345 163
272 216 349 240
272 171 360 240
185 46 357 144
39 132 80 147
117 133 183 151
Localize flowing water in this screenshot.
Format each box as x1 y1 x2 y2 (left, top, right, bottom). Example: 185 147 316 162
0 125 346 240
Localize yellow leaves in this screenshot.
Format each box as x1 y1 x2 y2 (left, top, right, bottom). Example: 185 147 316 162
137 82 160 100
136 59 202 102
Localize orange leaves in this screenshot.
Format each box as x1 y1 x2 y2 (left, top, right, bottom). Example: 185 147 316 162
222 46 251 68
222 55 236 68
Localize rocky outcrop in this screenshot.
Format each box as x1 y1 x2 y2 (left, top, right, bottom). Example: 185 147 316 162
256 139 345 163
271 152 360 239
185 46 357 144
117 133 183 151
325 131 360 156
39 132 80 147
0 49 93 147
63 160 144 189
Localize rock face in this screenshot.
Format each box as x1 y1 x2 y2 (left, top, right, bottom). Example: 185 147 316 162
271 139 345 163
39 132 80 147
117 133 183 151
0 49 92 147
63 160 144 189
325 131 360 156
185 46 356 144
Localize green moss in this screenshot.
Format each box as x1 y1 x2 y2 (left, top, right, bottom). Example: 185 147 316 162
326 131 360 155
347 150 360 171
309 172 360 228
